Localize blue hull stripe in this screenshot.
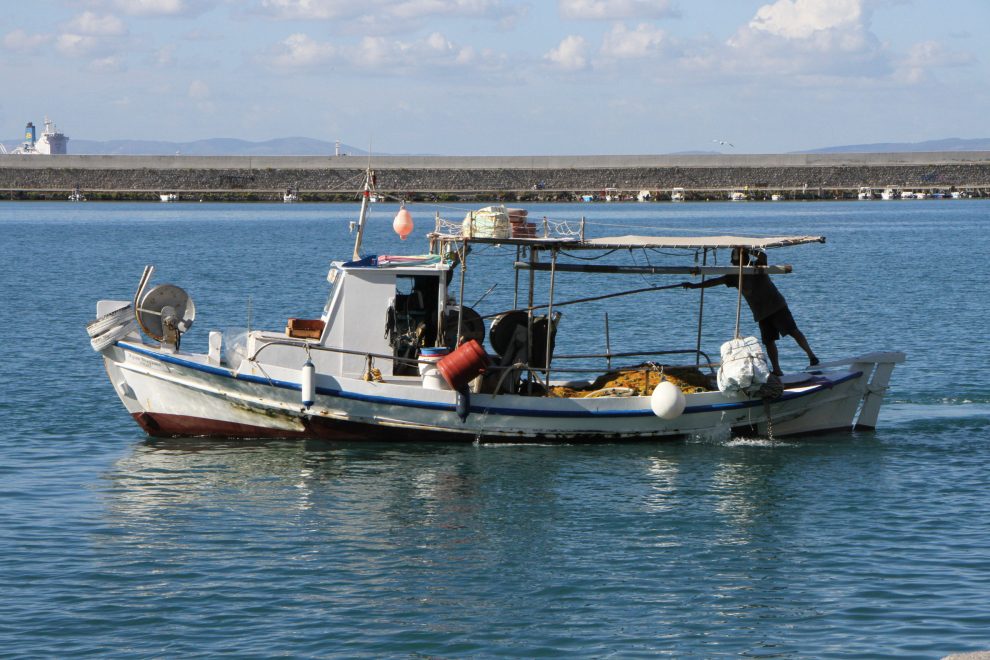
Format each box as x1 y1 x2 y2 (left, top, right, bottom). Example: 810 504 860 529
119 342 861 419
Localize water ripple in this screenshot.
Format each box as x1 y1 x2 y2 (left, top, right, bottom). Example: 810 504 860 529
3 202 990 657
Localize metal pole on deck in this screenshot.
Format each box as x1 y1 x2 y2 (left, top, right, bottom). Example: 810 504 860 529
527 246 536 393
513 246 520 309
734 248 744 339
436 254 446 348
695 249 707 365
456 242 468 345
604 312 612 370
545 247 558 385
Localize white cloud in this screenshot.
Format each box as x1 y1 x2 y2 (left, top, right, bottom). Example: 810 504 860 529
386 0 518 20
600 23 668 59
544 35 588 71
268 30 505 74
260 0 522 23
54 13 129 61
726 0 889 77
748 0 863 39
355 30 500 72
57 34 102 57
902 40 974 70
187 78 217 113
188 79 210 98
3 29 51 52
154 44 176 66
559 0 679 20
260 0 342 19
270 33 339 68
67 12 128 36
109 0 206 16
89 56 124 72
896 40 975 84
121 0 185 14
182 29 224 42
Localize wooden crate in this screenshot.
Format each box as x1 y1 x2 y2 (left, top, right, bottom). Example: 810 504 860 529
286 318 325 339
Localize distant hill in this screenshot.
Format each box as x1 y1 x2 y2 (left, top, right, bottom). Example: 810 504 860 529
799 137 990 154
3 136 990 156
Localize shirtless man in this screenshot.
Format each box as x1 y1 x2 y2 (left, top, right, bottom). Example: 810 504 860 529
683 248 818 375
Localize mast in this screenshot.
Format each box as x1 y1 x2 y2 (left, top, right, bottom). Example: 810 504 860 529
351 169 374 261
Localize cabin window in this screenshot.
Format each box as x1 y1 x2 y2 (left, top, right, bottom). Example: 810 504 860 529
387 274 441 375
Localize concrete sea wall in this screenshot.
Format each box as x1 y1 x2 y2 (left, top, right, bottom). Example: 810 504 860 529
2 153 989 201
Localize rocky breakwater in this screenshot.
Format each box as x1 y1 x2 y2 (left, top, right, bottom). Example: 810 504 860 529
1 153 989 201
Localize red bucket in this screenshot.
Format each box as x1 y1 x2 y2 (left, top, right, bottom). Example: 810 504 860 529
437 340 490 390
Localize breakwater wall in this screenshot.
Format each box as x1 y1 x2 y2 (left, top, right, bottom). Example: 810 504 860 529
2 153 990 201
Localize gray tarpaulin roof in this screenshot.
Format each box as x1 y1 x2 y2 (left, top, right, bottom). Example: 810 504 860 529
432 233 826 249
578 235 826 249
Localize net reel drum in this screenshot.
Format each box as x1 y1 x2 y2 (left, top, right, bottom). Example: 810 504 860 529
133 266 196 349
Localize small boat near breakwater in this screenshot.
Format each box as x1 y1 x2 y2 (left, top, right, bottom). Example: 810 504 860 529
87 171 904 442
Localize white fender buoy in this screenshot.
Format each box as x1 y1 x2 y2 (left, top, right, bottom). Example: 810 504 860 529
301 359 315 407
651 380 686 419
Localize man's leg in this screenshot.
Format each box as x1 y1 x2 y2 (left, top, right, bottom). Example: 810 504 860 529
764 339 782 376
791 327 818 365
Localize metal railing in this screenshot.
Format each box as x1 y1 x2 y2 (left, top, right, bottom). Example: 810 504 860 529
248 337 715 396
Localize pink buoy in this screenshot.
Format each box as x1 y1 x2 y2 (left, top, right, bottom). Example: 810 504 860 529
393 205 413 240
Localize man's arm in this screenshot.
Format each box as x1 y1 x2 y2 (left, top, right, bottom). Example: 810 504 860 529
682 276 726 290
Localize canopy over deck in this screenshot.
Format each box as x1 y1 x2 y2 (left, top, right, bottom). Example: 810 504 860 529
573 234 825 250
429 232 826 250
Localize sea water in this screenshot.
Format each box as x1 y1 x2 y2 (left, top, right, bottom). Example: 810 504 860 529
1 200 988 658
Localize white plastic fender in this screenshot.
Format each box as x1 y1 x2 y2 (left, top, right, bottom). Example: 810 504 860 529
301 360 315 407
651 380 686 419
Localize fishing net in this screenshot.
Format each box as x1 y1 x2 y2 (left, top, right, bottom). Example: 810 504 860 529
549 364 712 398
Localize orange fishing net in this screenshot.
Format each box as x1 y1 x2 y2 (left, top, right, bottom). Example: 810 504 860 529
549 365 712 398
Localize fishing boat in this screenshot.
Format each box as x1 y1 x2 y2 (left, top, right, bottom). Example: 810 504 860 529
671 188 686 202
160 193 178 203
87 172 903 442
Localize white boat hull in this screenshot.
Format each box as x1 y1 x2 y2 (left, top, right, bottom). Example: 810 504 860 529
101 340 905 442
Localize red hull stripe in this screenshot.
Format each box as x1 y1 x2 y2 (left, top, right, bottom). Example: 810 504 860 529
131 411 695 443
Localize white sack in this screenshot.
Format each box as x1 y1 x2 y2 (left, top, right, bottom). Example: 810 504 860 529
717 336 770 394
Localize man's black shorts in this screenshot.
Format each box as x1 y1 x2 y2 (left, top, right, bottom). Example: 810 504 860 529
759 306 798 343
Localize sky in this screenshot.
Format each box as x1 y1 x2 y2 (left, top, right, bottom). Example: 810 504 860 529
1 0 988 155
